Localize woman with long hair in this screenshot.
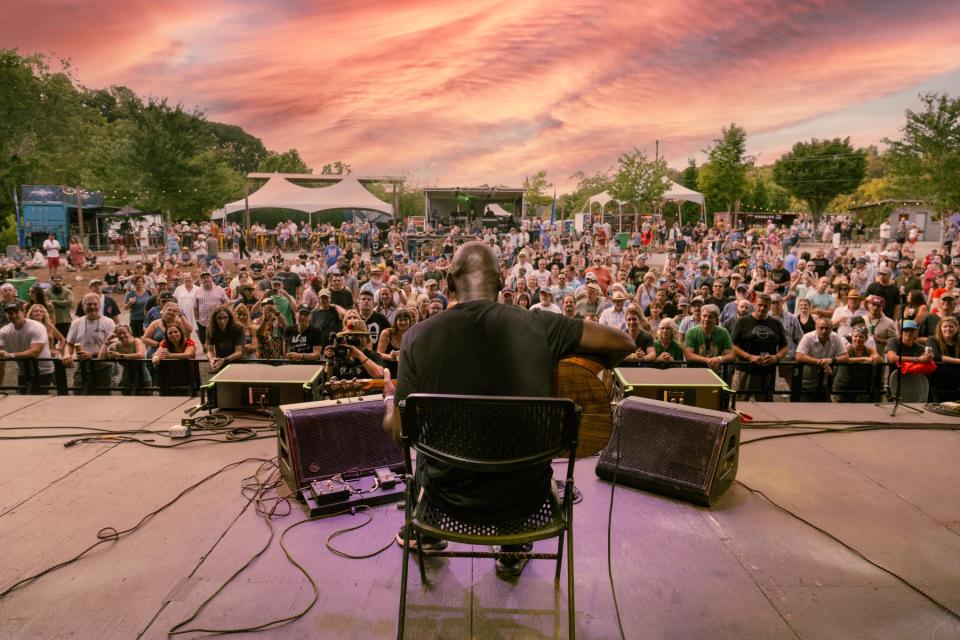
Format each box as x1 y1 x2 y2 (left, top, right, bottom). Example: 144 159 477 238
376 286 398 324
27 285 53 316
152 323 197 394
901 289 928 328
930 315 960 401
645 301 664 334
204 305 244 373
232 304 259 360
99 324 150 394
67 236 84 271
377 308 415 378
27 304 66 357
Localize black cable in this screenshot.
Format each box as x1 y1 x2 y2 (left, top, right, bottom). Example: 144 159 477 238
324 507 395 560
737 479 960 622
741 424 959 446
0 457 272 601
606 411 628 640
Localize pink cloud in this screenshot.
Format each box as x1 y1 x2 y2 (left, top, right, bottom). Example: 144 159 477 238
3 0 959 190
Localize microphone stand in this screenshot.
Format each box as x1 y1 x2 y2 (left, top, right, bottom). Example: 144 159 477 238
876 287 923 416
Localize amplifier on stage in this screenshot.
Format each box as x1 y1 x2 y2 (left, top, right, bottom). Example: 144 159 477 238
613 367 731 411
276 396 404 496
201 363 325 410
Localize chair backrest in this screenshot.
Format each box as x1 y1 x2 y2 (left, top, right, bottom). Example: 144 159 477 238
399 394 581 473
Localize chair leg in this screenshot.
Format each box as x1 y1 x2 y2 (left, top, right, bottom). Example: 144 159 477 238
415 530 427 584
398 535 410 640
554 531 565 588
566 524 575 640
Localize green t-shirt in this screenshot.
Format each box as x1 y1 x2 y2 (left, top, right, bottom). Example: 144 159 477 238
683 325 733 358
654 340 685 361
271 293 293 326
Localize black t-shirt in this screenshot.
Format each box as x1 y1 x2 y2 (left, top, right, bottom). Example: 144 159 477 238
731 315 787 372
885 337 924 359
634 330 654 352
362 311 391 345
309 307 342 346
770 268 790 293
811 257 830 277
798 314 816 334
396 300 584 523
210 329 243 358
866 282 900 318
329 288 353 310
276 270 301 297
284 324 324 354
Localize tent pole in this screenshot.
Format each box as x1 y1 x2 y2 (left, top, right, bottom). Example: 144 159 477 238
244 177 251 231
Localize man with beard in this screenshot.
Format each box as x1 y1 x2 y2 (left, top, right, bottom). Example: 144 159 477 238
357 290 390 345
45 273 74 338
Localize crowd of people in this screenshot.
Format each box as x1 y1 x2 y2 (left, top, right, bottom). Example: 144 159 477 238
0 213 958 401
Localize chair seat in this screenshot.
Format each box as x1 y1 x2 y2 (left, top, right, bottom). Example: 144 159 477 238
413 485 567 547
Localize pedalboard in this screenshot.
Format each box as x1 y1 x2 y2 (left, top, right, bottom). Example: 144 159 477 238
300 474 406 517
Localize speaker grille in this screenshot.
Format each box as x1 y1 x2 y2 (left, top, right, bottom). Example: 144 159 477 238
597 396 740 506
285 400 402 486
611 404 720 487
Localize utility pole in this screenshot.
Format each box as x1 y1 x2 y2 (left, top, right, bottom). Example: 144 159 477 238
655 140 659 162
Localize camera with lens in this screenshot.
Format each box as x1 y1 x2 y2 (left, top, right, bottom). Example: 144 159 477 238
333 334 364 360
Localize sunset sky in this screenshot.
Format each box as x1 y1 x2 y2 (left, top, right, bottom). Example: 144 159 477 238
4 0 960 190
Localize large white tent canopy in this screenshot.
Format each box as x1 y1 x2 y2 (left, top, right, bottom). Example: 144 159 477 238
661 180 705 206
214 175 393 219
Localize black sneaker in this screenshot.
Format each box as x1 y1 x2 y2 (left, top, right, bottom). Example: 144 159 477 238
395 525 448 551
493 543 533 578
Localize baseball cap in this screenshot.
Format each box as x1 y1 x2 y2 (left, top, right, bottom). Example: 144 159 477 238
318 288 332 298
877 265 891 274
296 304 312 314
677 296 690 306
866 294 884 305
770 293 783 303
902 320 918 330
88 278 103 286
3 302 21 312
940 290 957 301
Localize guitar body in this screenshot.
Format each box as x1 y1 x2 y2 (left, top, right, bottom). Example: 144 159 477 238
553 356 614 458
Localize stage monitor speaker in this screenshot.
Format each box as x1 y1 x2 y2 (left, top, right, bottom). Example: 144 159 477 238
596 396 740 506
613 366 731 411
202 363 325 410
277 396 404 494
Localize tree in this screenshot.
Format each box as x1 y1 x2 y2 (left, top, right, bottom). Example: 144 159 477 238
741 166 792 213
884 92 960 213
321 161 351 175
523 169 553 217
698 123 751 214
773 137 866 223
564 169 612 216
203 121 269 174
611 148 668 214
258 149 312 174
125 99 241 220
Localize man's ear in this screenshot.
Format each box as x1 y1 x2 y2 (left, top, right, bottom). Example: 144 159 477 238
446 273 456 295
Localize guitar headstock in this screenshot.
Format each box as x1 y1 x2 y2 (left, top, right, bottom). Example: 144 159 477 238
323 377 385 399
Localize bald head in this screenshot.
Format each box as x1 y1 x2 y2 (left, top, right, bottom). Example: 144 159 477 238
448 241 500 301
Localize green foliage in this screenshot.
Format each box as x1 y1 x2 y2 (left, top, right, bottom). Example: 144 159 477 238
698 123 751 213
0 49 311 234
367 176 424 219
772 137 866 222
563 169 612 216
741 166 792 212
320 161 351 175
884 92 960 213
523 169 553 216
258 149 312 174
611 148 668 213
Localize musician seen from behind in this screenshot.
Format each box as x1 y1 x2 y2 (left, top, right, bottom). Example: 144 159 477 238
382 240 634 577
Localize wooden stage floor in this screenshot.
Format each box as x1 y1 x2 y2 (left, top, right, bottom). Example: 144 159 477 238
1 396 958 640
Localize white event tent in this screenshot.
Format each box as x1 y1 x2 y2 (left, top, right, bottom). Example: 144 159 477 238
214 175 393 222
581 181 706 225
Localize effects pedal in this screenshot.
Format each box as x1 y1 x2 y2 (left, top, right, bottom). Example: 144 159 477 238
310 478 351 504
375 467 398 488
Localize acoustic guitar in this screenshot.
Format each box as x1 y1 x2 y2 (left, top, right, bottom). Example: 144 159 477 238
553 355 614 458
325 355 615 457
